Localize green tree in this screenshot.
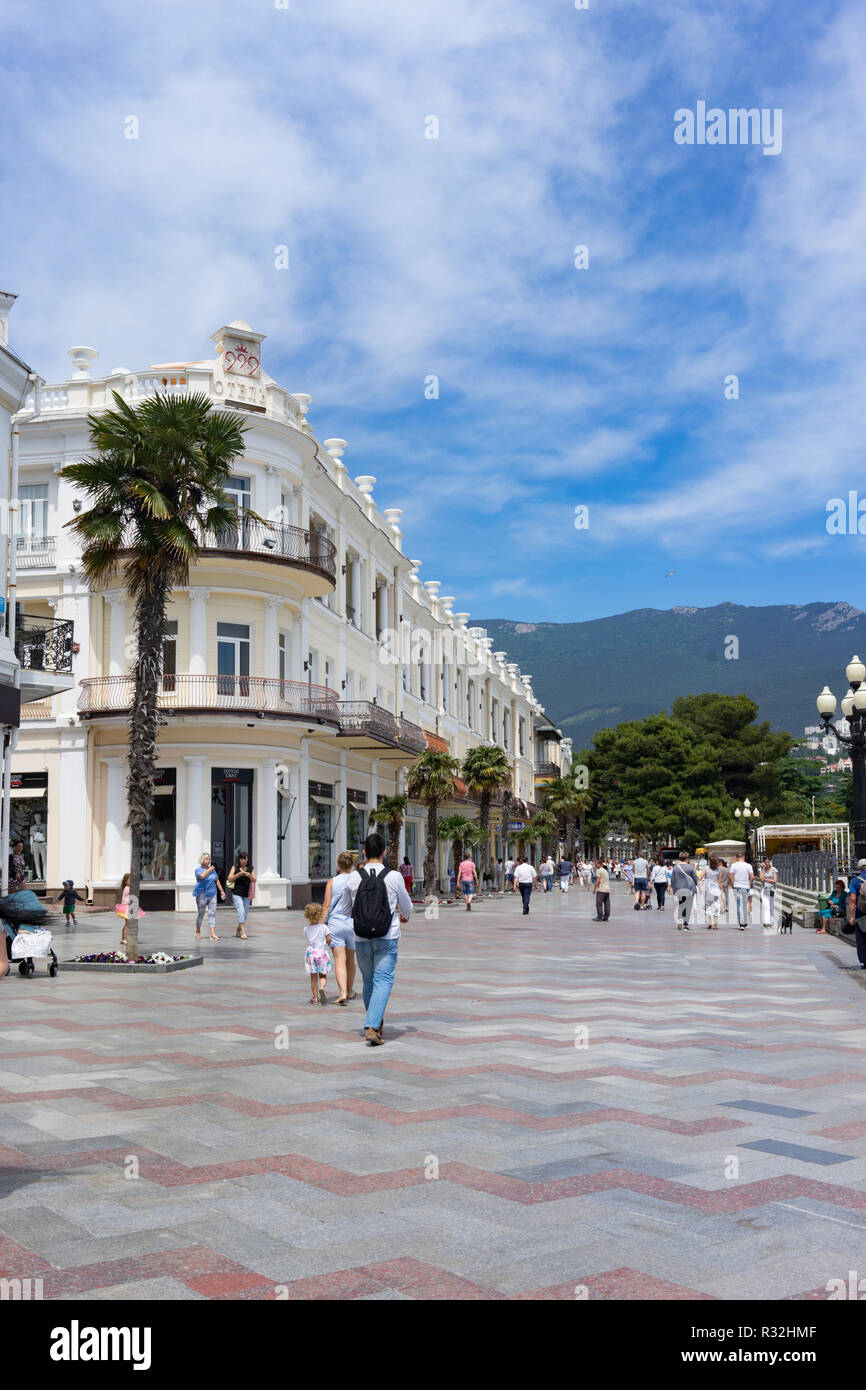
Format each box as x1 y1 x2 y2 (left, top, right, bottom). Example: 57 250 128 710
544 773 593 860
527 809 559 859
406 750 460 894
462 743 512 879
63 392 247 958
375 795 407 875
437 814 480 879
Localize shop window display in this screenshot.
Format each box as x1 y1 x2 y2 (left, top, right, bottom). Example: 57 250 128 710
141 770 177 881
10 772 48 882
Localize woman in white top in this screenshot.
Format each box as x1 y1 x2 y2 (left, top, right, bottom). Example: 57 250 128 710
322 851 358 1006
704 856 721 930
651 859 669 910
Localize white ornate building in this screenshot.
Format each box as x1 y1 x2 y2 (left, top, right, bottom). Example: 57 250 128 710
12 320 543 907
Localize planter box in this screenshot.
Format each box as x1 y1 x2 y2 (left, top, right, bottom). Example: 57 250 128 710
61 955 203 974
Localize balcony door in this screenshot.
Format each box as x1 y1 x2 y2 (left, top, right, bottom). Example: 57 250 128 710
18 484 49 559
225 476 250 550
217 622 250 699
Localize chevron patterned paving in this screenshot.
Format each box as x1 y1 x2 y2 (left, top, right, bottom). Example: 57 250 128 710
2 885 866 1300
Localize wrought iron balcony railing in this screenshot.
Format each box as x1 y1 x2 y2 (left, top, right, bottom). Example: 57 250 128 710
198 519 336 580
534 760 560 778
15 615 75 674
78 675 340 721
337 702 428 755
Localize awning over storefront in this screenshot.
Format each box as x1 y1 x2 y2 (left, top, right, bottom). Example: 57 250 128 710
424 732 449 753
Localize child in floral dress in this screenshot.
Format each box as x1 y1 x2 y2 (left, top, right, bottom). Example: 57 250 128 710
304 902 332 1004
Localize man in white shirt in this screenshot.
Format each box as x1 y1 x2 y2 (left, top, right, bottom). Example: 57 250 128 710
730 853 754 930
340 832 412 1044
514 858 537 914
632 854 649 910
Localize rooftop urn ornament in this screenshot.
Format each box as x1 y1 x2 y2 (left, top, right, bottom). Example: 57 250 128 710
292 393 313 431
67 347 99 380
423 580 441 597
439 596 455 616
323 438 348 488
354 475 376 497
454 612 470 628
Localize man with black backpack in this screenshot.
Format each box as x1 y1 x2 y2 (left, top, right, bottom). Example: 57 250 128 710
340 832 413 1045
847 858 866 968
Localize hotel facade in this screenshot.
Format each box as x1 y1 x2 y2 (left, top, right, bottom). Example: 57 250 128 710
11 320 554 909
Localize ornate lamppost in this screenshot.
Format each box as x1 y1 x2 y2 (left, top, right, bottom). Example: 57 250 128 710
817 653 866 860
734 798 760 865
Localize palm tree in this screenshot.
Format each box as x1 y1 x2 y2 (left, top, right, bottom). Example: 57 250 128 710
62 391 248 958
406 750 460 894
375 795 406 873
544 774 594 862
462 743 512 882
527 809 559 860
437 814 479 880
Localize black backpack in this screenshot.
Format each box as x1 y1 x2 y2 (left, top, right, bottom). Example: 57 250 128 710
352 866 393 939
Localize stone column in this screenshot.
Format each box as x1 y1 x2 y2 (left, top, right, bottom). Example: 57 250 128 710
257 758 282 907
188 589 210 677
183 755 209 880
263 597 282 678
104 592 127 677
102 757 126 880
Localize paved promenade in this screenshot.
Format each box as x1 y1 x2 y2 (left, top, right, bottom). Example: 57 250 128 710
1 883 865 1300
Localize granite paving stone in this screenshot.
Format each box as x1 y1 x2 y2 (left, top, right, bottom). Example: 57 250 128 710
3 887 866 1298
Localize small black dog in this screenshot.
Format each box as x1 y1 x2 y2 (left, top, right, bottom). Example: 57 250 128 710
780 909 793 935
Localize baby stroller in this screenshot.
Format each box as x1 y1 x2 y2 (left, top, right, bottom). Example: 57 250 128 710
2 889 58 978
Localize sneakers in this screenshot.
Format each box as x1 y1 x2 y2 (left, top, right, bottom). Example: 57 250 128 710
364 1026 384 1046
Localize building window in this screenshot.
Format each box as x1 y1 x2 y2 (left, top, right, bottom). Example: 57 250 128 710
467 680 474 729
308 781 334 878
225 476 251 547
217 622 250 696
519 717 526 757
347 788 367 857
142 769 176 881
19 484 48 539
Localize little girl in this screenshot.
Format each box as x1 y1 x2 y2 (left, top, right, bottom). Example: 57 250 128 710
304 902 332 1004
114 873 145 948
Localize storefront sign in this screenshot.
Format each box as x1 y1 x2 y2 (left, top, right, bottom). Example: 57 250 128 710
507 820 526 832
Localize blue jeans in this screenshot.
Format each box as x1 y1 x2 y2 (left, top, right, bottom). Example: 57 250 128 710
734 887 750 925
232 894 250 924
354 937 399 1030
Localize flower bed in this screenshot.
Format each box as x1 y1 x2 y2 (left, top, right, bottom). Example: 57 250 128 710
62 950 203 975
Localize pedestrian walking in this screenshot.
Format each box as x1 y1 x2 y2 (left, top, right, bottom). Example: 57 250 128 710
670 851 698 930
193 853 226 940
303 902 332 1005
704 856 721 930
558 855 572 892
322 850 358 1005
651 858 668 909
514 857 537 914
399 855 414 897
730 853 754 930
56 879 85 926
504 857 516 892
759 858 778 928
717 859 730 914
632 852 649 910
340 832 412 1045
541 856 555 892
227 851 256 939
593 860 611 920
457 853 479 911
494 858 504 892
847 860 866 968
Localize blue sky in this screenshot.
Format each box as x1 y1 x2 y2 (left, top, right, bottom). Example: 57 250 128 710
2 0 864 622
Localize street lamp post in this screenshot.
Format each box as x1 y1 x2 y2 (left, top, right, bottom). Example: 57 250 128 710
817 654 866 861
734 798 760 865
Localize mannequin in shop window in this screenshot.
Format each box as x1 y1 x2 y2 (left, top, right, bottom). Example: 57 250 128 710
30 813 47 882
148 831 172 881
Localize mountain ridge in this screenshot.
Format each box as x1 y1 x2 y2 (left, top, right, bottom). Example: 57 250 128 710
477 602 865 747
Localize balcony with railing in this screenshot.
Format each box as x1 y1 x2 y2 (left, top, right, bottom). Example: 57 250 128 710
15 614 76 702
337 702 428 757
16 536 56 569
78 675 340 723
534 760 560 779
